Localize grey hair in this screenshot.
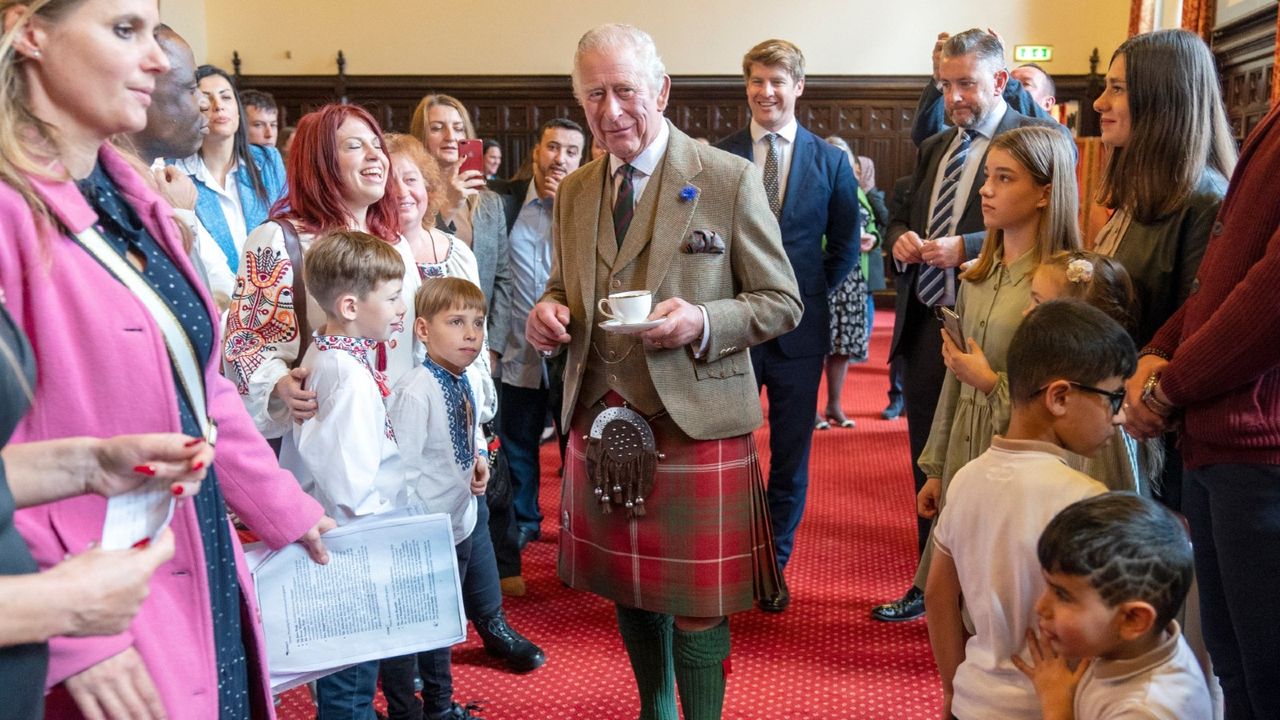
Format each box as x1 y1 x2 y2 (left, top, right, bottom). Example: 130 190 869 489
571 24 666 102
941 28 1007 75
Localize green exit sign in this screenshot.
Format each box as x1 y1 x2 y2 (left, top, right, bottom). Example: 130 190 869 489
1014 45 1054 62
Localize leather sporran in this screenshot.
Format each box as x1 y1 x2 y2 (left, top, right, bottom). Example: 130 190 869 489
584 406 659 517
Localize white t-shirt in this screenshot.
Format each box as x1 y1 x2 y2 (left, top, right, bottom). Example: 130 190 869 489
934 436 1107 720
1076 623 1213 720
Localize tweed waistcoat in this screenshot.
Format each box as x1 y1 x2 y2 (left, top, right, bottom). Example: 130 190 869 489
578 159 668 415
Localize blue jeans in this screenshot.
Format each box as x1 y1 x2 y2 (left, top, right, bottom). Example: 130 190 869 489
314 660 380 720
463 498 502 622
1184 464 1280 720
498 382 550 533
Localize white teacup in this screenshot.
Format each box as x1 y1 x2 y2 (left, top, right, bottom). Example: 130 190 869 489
597 290 652 324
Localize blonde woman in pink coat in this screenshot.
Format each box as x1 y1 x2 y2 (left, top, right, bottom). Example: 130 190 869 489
0 1 334 717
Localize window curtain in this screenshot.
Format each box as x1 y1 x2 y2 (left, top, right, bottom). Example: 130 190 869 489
1129 0 1158 35
1181 0 1218 39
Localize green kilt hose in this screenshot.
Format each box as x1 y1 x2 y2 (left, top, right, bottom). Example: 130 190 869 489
559 398 782 617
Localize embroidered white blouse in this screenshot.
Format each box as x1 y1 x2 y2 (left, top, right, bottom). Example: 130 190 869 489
222 220 422 437
279 335 406 524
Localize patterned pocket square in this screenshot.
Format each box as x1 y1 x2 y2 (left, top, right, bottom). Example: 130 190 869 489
682 229 725 254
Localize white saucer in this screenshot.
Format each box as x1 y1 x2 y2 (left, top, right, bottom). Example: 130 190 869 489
598 318 667 334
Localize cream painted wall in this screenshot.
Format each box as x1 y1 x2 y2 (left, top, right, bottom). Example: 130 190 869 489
172 0 1127 76
159 0 206 64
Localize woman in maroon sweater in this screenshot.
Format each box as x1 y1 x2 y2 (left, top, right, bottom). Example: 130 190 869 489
1125 102 1280 720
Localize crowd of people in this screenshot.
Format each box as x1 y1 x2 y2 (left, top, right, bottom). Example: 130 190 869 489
0 2 1277 720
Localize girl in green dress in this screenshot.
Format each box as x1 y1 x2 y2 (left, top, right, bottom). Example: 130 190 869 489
914 126 1081 580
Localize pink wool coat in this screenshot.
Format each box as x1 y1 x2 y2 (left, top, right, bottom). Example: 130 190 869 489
0 145 323 718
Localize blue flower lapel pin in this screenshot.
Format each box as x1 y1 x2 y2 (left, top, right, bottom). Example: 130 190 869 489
679 184 699 202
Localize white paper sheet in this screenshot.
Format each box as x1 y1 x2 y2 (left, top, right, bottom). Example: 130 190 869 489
100 482 176 550
247 512 466 689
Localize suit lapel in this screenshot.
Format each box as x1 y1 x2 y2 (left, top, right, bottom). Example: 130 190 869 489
778 128 813 221
913 128 957 232
643 124 702 291
576 159 608 317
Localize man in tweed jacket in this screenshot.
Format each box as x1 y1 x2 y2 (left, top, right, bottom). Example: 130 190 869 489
527 23 801 720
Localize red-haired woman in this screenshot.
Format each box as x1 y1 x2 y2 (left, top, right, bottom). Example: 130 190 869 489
223 104 422 438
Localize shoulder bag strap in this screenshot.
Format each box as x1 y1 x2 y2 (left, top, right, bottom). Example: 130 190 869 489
69 225 215 443
274 219 310 370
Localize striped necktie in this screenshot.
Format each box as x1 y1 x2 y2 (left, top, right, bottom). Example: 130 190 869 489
917 129 975 307
763 132 782 218
613 163 636 248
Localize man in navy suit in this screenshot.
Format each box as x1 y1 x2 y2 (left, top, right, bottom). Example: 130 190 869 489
872 28 1068 622
717 39 861 611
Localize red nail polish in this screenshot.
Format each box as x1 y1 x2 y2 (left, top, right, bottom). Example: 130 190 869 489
191 461 204 472
131 537 150 549
172 485 184 496
133 465 156 476
184 437 203 447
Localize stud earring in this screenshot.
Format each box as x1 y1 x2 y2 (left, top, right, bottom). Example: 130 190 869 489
30 50 40 58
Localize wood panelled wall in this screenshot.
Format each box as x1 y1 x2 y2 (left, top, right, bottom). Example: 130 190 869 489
238 74 1099 193
1214 3 1278 142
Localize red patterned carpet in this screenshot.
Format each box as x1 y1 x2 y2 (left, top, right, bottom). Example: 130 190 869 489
278 310 942 719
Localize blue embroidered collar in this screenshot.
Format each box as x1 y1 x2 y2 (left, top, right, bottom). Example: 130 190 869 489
424 354 477 470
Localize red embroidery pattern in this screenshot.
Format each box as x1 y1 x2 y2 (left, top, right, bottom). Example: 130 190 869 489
313 334 396 442
224 246 298 394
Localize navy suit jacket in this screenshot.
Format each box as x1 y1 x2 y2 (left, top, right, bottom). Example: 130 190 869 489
886 107 1066 359
717 125 861 358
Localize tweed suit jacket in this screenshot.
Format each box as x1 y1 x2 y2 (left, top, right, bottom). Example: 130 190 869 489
541 122 801 440
886 107 1065 358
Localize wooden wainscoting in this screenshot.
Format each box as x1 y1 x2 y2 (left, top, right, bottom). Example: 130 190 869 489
238 73 1099 194
1215 3 1278 143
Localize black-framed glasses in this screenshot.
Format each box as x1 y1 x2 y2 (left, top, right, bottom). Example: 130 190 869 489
1031 382 1126 415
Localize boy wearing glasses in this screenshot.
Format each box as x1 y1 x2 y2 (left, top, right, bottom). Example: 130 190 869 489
925 300 1136 720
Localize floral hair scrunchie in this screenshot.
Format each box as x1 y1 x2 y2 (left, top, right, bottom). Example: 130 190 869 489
1066 258 1094 283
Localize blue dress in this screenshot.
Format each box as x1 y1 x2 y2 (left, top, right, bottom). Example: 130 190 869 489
77 165 250 718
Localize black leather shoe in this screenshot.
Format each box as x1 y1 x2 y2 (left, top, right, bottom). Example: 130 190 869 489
871 586 924 621
475 609 547 672
758 570 791 613
516 526 540 551
428 701 484 720
881 399 905 420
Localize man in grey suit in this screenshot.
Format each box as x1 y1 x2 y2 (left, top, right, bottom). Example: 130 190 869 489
527 24 800 720
873 29 1067 623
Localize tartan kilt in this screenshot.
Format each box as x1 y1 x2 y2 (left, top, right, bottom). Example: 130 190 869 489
558 403 782 617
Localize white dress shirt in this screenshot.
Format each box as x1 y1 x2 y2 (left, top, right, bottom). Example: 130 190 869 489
608 119 670 206
173 153 249 254
749 117 798 206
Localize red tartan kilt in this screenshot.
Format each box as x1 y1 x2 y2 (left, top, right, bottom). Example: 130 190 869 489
559 405 777 617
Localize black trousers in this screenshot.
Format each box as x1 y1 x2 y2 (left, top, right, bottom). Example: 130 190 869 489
896 296 947 558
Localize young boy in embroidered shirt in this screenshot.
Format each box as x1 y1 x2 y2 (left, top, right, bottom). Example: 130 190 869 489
380 276 490 720
278 230 408 522
925 300 1137 720
276 229 408 718
1014 493 1211 720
